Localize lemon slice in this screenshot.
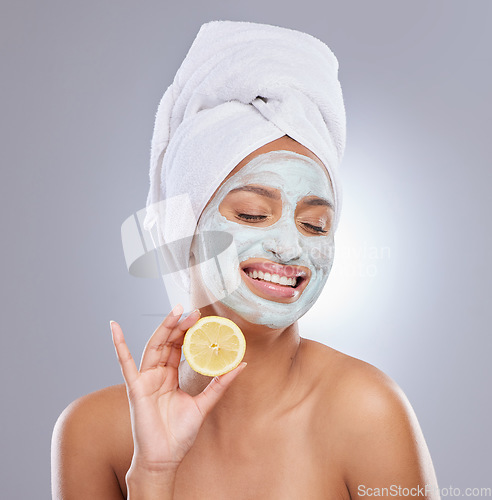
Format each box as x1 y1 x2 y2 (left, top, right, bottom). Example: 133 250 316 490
183 316 246 377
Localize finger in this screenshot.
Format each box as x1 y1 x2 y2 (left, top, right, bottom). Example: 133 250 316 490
193 362 248 418
156 334 185 390
139 303 184 371
156 309 201 370
110 321 139 386
161 335 184 370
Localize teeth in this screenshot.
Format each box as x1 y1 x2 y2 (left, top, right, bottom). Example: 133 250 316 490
246 270 298 287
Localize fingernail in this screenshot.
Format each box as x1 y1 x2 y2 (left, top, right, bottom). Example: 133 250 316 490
109 320 116 333
185 308 201 319
171 303 183 316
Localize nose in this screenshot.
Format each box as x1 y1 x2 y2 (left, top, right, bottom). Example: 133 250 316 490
262 223 303 263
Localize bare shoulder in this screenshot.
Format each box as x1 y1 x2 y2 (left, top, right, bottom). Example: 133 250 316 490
53 384 130 452
51 384 132 499
301 338 413 413
301 339 439 497
302 338 408 407
59 383 129 421
302 338 425 444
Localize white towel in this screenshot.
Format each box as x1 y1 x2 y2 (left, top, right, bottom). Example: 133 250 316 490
143 20 346 293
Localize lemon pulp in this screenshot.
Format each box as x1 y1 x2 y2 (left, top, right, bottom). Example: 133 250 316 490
183 316 246 376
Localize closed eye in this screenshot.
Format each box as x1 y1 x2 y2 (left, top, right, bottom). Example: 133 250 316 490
300 222 328 234
236 213 268 222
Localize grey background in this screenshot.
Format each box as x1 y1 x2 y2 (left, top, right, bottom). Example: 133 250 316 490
1 0 490 497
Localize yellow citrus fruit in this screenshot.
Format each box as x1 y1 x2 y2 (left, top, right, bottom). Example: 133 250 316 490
183 316 246 377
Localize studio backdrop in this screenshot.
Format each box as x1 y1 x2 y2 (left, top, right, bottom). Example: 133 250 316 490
1 1 490 498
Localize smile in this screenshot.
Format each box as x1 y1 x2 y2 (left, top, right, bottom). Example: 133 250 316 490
239 258 311 303
246 270 297 287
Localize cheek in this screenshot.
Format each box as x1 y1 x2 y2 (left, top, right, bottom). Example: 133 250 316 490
304 236 335 271
228 222 267 255
196 206 254 262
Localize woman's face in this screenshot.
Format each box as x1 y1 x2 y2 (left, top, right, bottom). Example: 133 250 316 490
190 141 335 329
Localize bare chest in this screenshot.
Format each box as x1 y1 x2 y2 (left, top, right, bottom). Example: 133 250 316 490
172 413 348 500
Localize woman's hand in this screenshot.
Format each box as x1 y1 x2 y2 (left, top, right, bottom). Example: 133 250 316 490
110 304 247 474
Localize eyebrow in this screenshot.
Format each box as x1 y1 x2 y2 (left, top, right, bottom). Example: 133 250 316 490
227 185 334 210
228 185 281 200
301 197 334 210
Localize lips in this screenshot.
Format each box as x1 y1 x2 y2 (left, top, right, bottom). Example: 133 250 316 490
239 258 311 302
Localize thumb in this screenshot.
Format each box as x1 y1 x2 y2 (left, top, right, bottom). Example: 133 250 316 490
194 362 247 417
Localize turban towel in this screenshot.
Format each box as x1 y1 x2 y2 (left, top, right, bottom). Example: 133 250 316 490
143 20 346 293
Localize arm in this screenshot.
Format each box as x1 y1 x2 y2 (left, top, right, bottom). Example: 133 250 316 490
125 466 176 500
337 365 440 498
52 306 246 499
111 305 247 499
51 396 125 499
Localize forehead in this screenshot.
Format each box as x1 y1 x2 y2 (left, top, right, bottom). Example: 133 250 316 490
218 150 334 203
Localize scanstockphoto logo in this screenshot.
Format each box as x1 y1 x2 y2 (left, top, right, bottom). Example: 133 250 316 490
120 199 239 283
358 484 492 497
335 241 392 278
119 196 393 313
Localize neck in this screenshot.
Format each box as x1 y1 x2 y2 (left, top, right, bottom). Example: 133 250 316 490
179 300 303 430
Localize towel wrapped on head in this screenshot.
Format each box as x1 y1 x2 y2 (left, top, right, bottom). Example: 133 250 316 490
143 20 346 293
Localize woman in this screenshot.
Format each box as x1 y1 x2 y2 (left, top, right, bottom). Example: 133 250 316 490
52 21 440 499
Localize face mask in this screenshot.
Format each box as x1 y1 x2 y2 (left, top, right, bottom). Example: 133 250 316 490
191 150 335 329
